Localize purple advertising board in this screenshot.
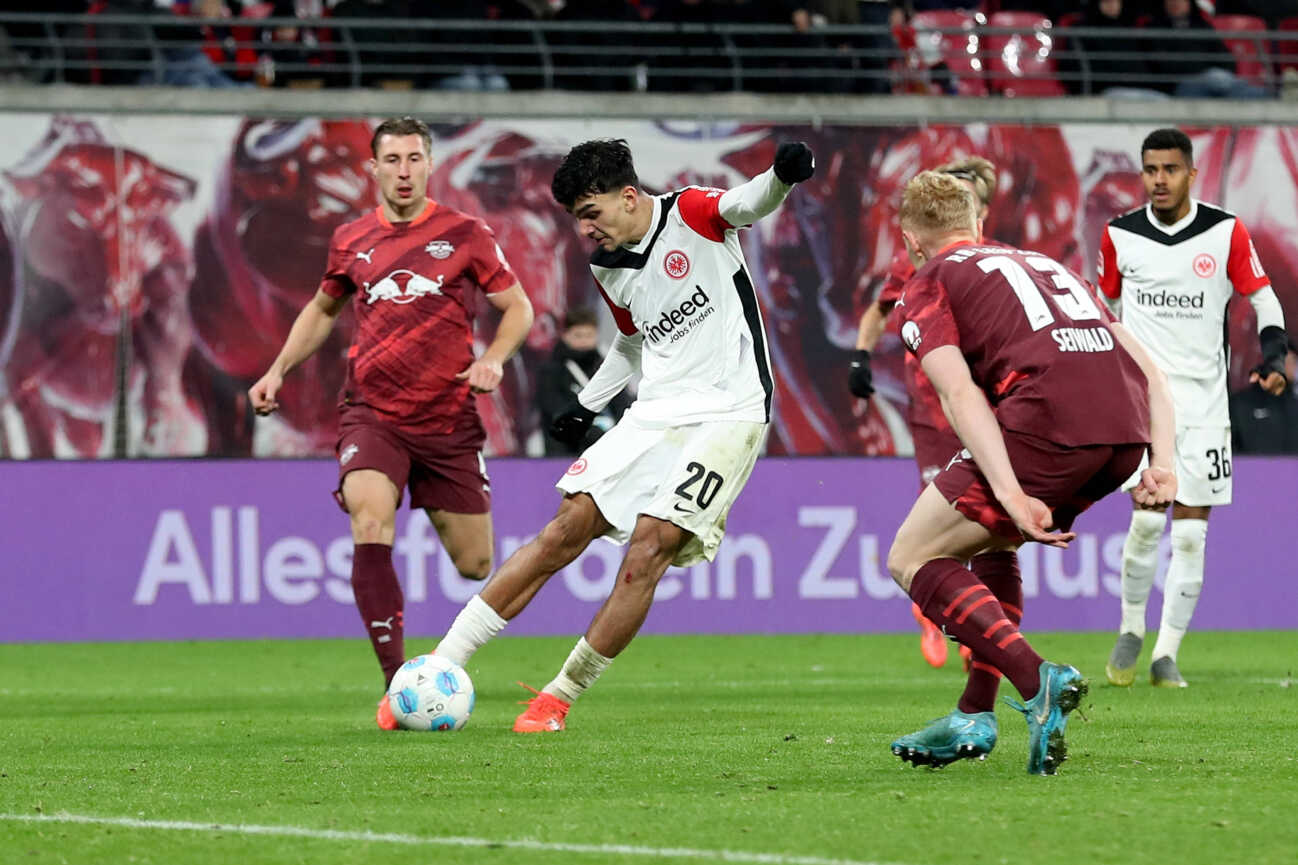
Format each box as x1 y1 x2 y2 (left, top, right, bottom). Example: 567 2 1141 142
2 457 1294 643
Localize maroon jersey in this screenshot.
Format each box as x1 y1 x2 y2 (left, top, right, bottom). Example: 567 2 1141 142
898 242 1149 448
878 241 1015 434
319 202 519 436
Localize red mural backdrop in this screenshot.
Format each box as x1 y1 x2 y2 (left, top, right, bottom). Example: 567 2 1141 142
0 117 1294 459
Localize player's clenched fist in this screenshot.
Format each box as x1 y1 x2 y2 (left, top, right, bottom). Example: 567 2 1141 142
773 142 815 185
248 370 284 416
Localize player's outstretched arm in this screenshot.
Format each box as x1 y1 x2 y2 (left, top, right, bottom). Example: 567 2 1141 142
1109 321 1177 507
459 282 534 393
922 345 1074 548
717 142 815 228
248 289 346 416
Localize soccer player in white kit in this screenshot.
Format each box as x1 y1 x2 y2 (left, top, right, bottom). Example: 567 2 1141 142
1097 128 1289 688
430 137 816 731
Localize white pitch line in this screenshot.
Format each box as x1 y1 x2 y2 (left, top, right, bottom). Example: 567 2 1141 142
0 813 901 865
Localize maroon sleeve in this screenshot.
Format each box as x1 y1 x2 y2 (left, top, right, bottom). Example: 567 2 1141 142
1226 218 1270 296
595 277 638 335
467 220 520 295
897 272 959 362
1096 225 1121 299
876 250 914 306
676 187 732 241
318 226 355 298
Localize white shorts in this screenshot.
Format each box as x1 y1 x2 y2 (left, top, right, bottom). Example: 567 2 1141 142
1121 425 1232 507
555 415 767 566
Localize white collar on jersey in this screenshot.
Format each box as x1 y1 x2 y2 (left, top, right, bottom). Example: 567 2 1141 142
1144 198 1199 235
623 195 664 253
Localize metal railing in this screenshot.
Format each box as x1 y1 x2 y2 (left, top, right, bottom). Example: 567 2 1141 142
0 12 1294 97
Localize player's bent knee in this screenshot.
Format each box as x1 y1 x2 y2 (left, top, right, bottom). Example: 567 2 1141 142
1169 518 1207 557
1128 508 1166 544
452 552 492 582
350 516 391 545
884 544 914 590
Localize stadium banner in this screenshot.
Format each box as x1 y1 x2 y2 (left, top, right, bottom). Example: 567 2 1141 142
4 456 1293 643
1 114 1296 461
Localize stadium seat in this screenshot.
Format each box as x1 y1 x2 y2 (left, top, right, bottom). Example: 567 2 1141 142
902 10 989 96
984 11 1067 97
1274 16 1298 73
1210 14 1273 88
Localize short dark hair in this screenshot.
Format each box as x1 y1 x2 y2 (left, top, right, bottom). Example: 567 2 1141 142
371 116 431 158
563 306 599 330
1141 128 1193 165
551 139 639 209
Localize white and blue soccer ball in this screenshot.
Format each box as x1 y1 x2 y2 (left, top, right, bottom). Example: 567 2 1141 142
386 654 475 731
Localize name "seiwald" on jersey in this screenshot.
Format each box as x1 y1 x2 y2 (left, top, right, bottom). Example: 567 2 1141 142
1052 326 1115 353
642 286 715 344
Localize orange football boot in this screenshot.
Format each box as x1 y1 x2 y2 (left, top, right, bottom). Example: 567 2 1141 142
376 694 399 731
512 682 570 733
912 602 949 668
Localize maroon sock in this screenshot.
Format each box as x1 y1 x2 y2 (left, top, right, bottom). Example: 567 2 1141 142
909 558 1043 700
957 551 1024 713
352 543 405 688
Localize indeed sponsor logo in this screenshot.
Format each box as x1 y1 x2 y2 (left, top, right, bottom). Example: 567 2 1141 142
1134 288 1204 310
642 286 713 344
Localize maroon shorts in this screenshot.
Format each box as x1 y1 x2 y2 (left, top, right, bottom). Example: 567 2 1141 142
933 430 1145 540
911 423 962 492
334 407 490 515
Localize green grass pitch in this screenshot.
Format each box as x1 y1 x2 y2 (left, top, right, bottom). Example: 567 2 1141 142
2 631 1295 865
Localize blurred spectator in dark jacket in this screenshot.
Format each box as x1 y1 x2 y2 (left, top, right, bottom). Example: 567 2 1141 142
143 0 245 86
1147 0 1268 97
1072 0 1167 97
536 307 633 456
1230 350 1298 454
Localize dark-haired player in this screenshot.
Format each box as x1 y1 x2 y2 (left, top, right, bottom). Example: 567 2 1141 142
887 172 1176 774
247 116 534 728
430 137 816 732
1099 128 1289 688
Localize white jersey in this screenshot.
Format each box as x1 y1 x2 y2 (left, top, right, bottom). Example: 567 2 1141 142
589 187 774 427
1098 199 1270 426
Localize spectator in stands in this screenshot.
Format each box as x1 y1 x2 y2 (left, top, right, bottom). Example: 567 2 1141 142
1230 349 1298 453
550 0 643 91
1073 0 1167 98
730 0 816 93
648 0 731 92
814 0 891 93
143 0 245 87
535 307 633 456
255 0 330 87
1147 0 1270 97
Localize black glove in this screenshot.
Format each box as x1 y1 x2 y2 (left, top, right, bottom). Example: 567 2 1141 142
1251 325 1290 388
773 141 815 185
847 349 874 399
550 402 598 450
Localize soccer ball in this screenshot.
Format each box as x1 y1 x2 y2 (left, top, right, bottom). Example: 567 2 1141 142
386 654 475 731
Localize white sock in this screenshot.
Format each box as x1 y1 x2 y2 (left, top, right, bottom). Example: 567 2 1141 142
433 594 507 668
1119 509 1166 638
543 637 613 704
1153 518 1207 662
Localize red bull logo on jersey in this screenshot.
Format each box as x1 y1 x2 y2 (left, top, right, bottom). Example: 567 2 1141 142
363 270 445 305
641 286 713 344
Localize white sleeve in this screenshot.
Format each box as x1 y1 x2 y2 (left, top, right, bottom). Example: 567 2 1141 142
1249 285 1286 331
717 167 793 228
577 332 642 412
